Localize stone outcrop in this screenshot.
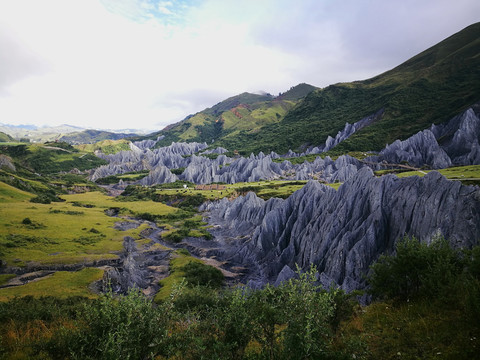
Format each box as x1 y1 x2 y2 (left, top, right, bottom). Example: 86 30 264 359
88 106 480 185
316 109 383 153
138 166 178 186
201 168 480 291
89 142 208 182
0 154 15 171
431 108 480 165
367 106 480 168
201 147 229 155
372 130 452 169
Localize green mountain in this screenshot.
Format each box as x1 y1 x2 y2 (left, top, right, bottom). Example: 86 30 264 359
155 23 480 154
60 130 137 145
153 83 317 148
0 132 14 142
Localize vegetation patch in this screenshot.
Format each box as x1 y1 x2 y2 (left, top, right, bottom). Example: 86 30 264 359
95 170 150 184
154 250 203 302
0 188 177 267
0 274 16 286
377 164 480 186
0 268 104 301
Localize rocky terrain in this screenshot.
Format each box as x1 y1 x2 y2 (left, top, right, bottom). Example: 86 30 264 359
200 168 480 291
88 105 480 189
367 106 480 168
79 103 480 294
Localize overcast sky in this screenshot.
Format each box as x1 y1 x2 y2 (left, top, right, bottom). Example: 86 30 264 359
0 0 479 132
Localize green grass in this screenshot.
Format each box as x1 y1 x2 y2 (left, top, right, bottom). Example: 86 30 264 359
1 143 107 174
154 250 203 302
0 132 14 142
75 139 131 154
62 191 177 216
340 299 480 359
152 92 305 148
0 268 104 301
0 181 34 202
0 187 178 267
155 180 340 201
0 274 16 286
377 165 480 183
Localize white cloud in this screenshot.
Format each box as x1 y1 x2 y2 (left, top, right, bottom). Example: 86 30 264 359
0 0 478 132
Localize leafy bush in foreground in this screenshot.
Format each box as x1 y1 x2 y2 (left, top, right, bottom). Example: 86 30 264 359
45 290 169 360
368 236 466 301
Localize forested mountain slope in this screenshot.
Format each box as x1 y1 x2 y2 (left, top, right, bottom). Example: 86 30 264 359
152 23 480 155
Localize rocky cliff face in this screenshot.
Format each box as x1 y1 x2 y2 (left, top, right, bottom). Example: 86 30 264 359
201 169 480 291
431 107 480 165
367 106 480 168
374 130 452 169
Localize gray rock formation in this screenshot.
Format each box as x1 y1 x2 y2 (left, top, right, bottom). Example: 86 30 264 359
138 166 178 186
103 236 148 293
88 105 480 185
367 106 480 169
200 147 228 155
132 136 164 150
201 168 480 291
372 130 452 169
318 110 383 153
0 154 15 171
89 142 208 182
431 108 480 165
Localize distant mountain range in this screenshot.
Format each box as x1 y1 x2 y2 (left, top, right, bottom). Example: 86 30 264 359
146 22 480 155
0 124 142 144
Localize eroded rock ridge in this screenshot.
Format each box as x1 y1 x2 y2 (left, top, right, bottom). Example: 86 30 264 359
201 168 480 291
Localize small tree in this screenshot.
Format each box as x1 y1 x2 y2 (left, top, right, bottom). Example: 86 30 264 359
279 265 337 360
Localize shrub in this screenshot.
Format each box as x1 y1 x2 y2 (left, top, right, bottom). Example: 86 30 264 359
278 266 337 359
46 290 169 360
163 228 190 243
368 236 465 301
182 261 224 288
170 167 185 175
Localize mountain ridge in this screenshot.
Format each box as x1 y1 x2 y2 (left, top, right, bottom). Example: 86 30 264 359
152 22 480 155
151 83 318 148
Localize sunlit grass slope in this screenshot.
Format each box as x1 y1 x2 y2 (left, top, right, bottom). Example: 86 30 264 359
0 268 103 301
0 187 177 267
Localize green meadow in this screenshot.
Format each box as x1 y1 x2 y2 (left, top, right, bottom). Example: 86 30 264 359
155 179 340 201
0 185 177 268
0 268 103 301
377 164 480 184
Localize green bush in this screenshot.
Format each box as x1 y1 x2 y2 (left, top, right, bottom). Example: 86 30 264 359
29 187 66 204
182 261 224 288
368 236 467 301
46 289 169 360
170 167 185 175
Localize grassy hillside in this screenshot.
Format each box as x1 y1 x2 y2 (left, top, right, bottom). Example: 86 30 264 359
60 129 136 145
151 23 479 155
228 22 480 154
0 132 14 142
152 84 317 148
0 142 107 175
75 139 131 154
0 186 177 268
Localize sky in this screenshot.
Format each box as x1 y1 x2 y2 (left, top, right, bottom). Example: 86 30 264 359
0 0 479 132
